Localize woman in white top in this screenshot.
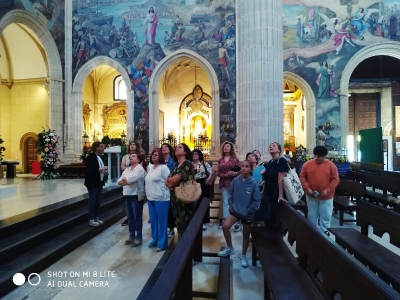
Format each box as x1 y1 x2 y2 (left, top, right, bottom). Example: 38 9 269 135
118 153 145 247
120 140 145 226
145 149 170 251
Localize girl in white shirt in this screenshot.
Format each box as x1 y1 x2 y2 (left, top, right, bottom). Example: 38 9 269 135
145 149 171 251
118 153 145 247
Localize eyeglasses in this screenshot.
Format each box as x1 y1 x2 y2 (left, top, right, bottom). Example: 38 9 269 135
152 153 158 156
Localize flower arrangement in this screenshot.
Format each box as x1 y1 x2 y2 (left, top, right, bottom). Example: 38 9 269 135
37 128 60 179
0 137 5 165
326 155 349 164
284 140 291 148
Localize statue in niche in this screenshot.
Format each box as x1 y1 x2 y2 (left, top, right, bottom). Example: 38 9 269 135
190 115 207 142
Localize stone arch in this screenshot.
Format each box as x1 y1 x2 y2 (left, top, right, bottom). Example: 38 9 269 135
19 132 38 173
340 41 400 148
383 121 392 136
148 49 220 156
0 9 63 149
71 56 132 154
284 72 316 153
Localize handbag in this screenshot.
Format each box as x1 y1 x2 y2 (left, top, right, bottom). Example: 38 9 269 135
283 162 304 204
175 167 202 204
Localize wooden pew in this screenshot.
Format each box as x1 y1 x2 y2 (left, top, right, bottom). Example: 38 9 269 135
329 200 400 293
333 179 366 226
251 227 323 299
360 162 384 175
275 203 400 299
345 171 400 213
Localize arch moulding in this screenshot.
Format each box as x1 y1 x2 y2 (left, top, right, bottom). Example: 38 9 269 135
283 72 316 153
71 56 132 154
0 10 64 151
148 49 220 156
340 41 400 149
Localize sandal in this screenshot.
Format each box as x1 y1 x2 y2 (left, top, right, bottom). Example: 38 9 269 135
130 240 142 247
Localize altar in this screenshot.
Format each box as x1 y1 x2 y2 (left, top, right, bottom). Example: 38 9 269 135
1 160 20 178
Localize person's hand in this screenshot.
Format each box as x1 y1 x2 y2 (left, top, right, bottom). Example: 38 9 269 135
229 206 233 213
165 179 173 189
278 195 287 203
228 171 236 177
320 190 328 197
306 189 314 197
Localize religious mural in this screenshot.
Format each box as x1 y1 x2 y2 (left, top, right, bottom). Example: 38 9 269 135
0 0 65 66
72 0 236 150
283 0 400 150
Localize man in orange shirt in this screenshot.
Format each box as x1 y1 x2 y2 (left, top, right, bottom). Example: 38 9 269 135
300 146 339 236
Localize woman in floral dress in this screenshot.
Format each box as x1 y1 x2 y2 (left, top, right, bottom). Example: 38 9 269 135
165 143 196 239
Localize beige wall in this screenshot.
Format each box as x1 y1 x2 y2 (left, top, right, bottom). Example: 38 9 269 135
82 71 120 139
0 81 49 170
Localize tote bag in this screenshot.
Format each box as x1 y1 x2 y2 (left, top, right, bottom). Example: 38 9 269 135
283 166 304 204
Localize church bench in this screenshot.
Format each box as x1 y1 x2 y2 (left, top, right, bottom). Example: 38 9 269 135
333 179 365 226
57 164 86 178
251 227 323 300
345 171 400 211
360 162 384 175
274 203 400 299
329 200 400 293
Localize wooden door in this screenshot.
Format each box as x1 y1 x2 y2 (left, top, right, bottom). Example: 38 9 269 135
24 137 37 173
349 93 379 160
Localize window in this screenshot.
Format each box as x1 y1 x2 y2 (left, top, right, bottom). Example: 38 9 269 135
114 75 127 101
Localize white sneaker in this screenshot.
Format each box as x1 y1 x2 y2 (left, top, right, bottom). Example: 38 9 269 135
96 218 103 225
168 229 175 238
218 247 235 257
233 224 242 232
89 219 100 226
202 224 207 231
240 255 248 268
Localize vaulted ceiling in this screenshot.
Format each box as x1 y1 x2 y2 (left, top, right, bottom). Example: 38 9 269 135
0 23 47 80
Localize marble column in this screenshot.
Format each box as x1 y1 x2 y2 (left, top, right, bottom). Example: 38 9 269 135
149 90 159 154
126 90 135 140
62 0 76 163
236 0 283 159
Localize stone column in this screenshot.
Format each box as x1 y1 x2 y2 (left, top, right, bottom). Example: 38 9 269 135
236 0 283 159
149 90 159 153
126 90 135 140
62 0 76 163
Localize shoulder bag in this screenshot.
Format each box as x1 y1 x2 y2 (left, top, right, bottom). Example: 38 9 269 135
175 164 202 204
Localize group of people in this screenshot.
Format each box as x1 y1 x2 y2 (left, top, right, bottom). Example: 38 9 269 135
84 140 339 269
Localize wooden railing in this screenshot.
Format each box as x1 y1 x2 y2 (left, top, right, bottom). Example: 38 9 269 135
138 197 228 300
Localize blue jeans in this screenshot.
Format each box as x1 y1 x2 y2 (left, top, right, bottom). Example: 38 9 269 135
306 196 333 233
125 195 144 241
148 200 169 250
87 186 102 220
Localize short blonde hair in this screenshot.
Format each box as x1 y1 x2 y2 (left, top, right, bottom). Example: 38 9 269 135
220 141 236 158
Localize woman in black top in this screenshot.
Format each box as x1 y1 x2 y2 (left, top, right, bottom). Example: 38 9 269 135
84 142 108 226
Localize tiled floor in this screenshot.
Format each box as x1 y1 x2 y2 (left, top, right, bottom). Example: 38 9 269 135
2 178 399 299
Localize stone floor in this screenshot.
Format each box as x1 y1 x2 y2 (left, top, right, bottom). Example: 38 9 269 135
1 176 399 299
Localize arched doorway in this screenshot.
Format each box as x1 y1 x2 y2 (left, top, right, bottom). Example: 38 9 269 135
20 133 38 173
148 50 220 156
283 72 316 154
72 56 132 155
341 42 400 168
